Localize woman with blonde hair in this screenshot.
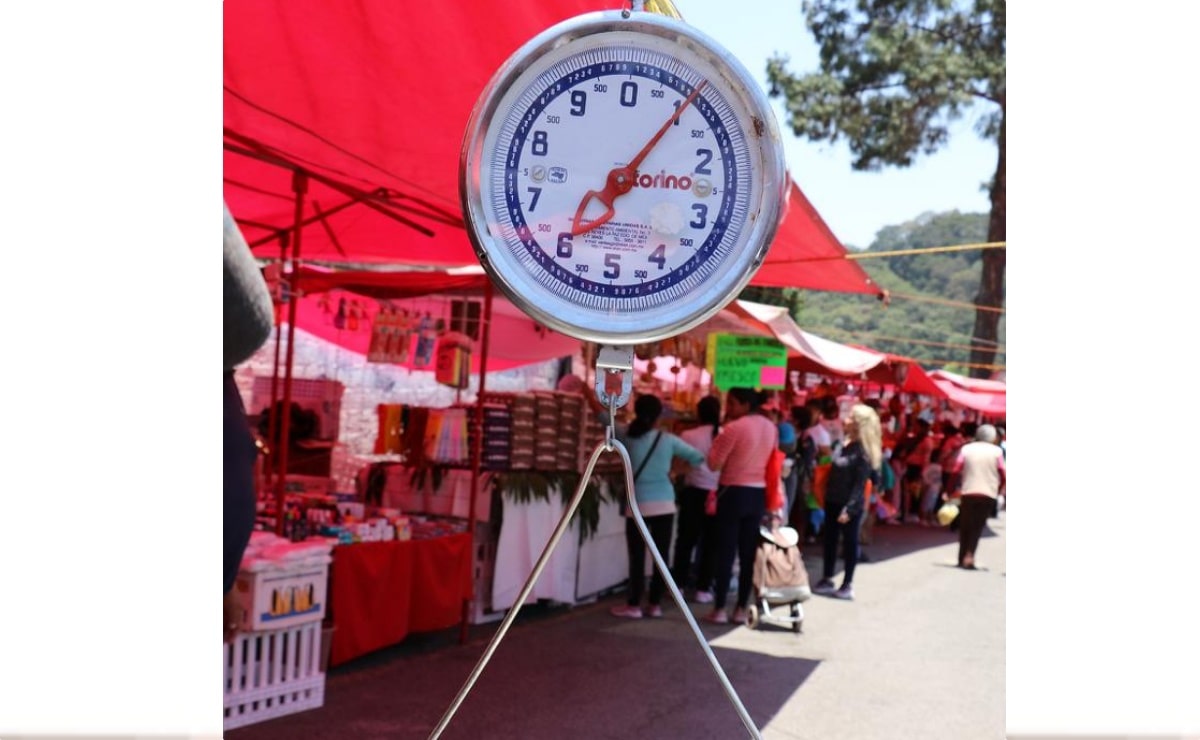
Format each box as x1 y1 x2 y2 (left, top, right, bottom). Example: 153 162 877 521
812 404 882 601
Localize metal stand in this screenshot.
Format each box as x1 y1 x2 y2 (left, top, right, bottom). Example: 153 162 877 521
428 346 762 739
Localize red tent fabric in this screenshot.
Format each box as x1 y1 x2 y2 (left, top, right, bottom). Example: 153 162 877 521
224 0 619 266
223 0 882 293
262 264 579 372
838 346 946 397
288 265 490 300
291 288 581 373
928 370 1007 395
931 378 1006 418
752 180 879 295
928 370 1006 417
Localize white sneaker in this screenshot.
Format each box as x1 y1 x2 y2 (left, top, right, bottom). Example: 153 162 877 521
813 579 837 596
609 604 643 619
693 590 714 604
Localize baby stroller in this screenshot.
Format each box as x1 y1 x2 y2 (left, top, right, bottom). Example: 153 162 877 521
747 522 811 633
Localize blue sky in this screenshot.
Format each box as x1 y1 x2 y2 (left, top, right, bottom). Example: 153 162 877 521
675 0 998 249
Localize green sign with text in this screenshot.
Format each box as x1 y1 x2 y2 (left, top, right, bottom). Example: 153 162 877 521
706 333 788 390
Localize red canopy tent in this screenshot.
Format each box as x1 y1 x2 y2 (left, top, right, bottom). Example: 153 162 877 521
929 369 1007 395
283 266 580 372
752 180 879 295
929 370 1006 418
223 0 878 294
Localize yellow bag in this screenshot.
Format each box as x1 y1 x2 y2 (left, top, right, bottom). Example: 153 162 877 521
937 501 960 527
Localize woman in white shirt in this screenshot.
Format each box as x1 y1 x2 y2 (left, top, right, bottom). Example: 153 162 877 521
672 396 722 604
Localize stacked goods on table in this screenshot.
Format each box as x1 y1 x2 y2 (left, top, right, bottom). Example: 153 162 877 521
260 487 416 545
557 393 584 471
533 391 562 471
408 515 471 539
371 391 594 476
479 389 601 473
477 401 513 471
508 394 537 470
328 509 411 543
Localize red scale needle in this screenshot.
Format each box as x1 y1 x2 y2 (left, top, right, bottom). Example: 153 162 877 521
570 80 708 237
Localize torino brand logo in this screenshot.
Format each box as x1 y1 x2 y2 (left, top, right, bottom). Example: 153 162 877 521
633 170 693 191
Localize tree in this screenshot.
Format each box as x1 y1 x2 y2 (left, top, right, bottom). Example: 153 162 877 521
767 0 1005 377
797 210 1002 369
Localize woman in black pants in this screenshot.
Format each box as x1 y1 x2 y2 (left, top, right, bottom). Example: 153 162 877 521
610 394 706 619
672 396 722 603
813 403 882 601
703 388 777 624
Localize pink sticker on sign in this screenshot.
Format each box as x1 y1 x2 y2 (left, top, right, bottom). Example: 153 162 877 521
759 366 786 388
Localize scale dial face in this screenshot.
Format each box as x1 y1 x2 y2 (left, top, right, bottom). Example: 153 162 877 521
461 11 786 344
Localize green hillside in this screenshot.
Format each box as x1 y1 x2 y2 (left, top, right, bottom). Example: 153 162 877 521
741 210 1006 374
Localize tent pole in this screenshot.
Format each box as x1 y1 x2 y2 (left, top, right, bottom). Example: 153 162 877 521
274 169 307 535
461 281 494 644
265 236 289 496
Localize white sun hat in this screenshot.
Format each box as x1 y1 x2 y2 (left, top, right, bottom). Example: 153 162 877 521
760 525 800 549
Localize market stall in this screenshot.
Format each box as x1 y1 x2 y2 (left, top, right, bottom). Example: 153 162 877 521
351 386 630 620
243 273 605 660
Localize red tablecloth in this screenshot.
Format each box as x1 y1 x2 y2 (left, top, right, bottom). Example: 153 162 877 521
328 533 473 667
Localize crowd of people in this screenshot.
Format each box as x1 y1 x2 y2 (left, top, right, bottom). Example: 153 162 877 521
608 384 1007 623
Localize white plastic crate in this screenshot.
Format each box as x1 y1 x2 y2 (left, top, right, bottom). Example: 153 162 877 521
224 621 325 730
233 562 329 632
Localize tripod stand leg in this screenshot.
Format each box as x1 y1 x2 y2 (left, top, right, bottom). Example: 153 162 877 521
617 439 763 740
428 440 613 739
428 438 762 739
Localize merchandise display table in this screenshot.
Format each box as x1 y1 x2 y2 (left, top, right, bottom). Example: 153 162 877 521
328 533 473 667
360 464 629 620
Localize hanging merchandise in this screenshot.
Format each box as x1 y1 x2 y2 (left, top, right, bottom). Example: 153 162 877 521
333 297 347 330
374 403 407 454
346 299 362 331
435 331 474 389
367 303 393 363
423 407 469 464
413 312 436 367
388 308 414 364
401 407 430 466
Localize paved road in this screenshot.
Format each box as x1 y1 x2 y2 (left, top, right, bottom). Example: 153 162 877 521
229 514 1005 739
